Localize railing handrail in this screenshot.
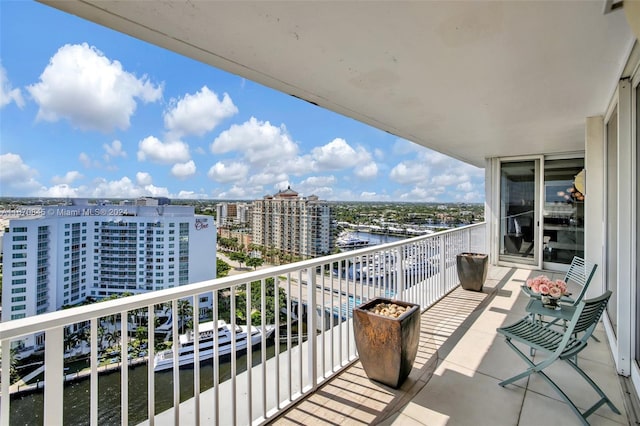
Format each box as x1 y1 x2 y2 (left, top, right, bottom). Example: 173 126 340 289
0 222 485 342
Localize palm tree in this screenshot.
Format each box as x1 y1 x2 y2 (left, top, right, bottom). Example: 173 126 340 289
95 325 107 352
105 329 121 349
177 299 193 334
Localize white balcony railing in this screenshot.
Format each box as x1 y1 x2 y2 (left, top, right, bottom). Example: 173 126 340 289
1 223 485 426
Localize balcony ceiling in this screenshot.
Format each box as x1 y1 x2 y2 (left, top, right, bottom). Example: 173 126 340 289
40 1 634 167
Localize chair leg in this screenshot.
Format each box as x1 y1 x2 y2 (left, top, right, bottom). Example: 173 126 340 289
499 339 537 387
565 358 621 417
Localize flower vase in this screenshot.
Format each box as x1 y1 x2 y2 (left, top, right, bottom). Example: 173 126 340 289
541 295 560 310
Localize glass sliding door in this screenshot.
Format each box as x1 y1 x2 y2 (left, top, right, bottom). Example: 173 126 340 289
542 158 585 269
499 159 539 265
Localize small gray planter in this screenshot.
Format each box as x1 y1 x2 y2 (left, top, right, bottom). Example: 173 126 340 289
456 252 488 291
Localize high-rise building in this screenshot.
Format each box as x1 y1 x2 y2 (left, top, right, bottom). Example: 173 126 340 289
216 202 251 228
1 200 216 323
251 187 335 259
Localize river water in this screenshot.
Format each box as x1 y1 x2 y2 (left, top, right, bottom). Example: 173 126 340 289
10 343 281 425
348 231 406 246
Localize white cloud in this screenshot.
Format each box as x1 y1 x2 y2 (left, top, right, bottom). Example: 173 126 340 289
354 191 390 201
311 138 359 170
271 155 314 176
0 64 25 109
52 170 84 185
354 162 378 179
164 86 238 137
389 161 427 184
136 172 153 186
137 136 190 164
40 184 81 198
171 160 196 179
207 161 249 183
217 184 260 199
88 176 169 198
399 187 438 202
176 190 208 199
211 117 298 164
103 140 127 161
456 181 474 192
0 153 42 194
27 43 162 132
300 175 336 187
248 172 289 186
432 174 465 187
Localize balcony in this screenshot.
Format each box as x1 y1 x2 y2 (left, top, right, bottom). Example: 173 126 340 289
0 224 634 425
272 266 630 426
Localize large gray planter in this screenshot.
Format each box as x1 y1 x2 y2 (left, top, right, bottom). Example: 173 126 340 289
353 297 420 388
456 252 488 291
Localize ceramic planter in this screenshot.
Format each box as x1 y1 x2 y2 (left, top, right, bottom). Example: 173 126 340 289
456 252 488 291
353 297 420 388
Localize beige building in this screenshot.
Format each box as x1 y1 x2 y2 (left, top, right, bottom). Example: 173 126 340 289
251 187 335 259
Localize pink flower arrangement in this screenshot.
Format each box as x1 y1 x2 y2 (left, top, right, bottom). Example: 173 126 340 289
526 275 568 298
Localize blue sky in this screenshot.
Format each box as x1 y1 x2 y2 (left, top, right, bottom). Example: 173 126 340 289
0 2 484 202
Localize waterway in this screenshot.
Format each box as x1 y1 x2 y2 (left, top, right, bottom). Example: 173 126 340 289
9 343 281 425
348 231 406 246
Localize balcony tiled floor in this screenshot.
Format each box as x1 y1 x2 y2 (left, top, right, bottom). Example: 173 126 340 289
270 266 631 425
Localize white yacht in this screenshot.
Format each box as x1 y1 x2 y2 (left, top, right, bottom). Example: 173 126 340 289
153 320 274 372
336 232 370 250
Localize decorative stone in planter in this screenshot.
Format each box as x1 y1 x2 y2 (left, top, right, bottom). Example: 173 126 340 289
353 297 421 388
456 252 488 291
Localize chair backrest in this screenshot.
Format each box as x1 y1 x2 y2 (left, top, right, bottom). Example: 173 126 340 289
564 256 598 304
560 291 611 358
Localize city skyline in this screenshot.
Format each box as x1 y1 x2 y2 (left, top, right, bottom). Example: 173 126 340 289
0 2 484 203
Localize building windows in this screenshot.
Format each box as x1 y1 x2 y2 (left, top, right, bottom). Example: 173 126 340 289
11 314 26 320
13 244 27 250
12 227 27 232
12 296 26 302
11 305 26 311
12 261 27 268
12 270 26 276
11 287 26 293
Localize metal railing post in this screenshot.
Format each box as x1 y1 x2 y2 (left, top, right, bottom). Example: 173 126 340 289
1 339 11 426
44 327 64 425
307 267 317 390
439 235 447 297
396 247 405 301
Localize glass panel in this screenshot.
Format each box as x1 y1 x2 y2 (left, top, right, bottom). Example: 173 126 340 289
606 106 618 334
542 158 585 265
499 160 537 263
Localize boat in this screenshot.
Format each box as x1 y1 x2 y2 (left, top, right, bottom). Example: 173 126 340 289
153 320 274 372
336 232 370 250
